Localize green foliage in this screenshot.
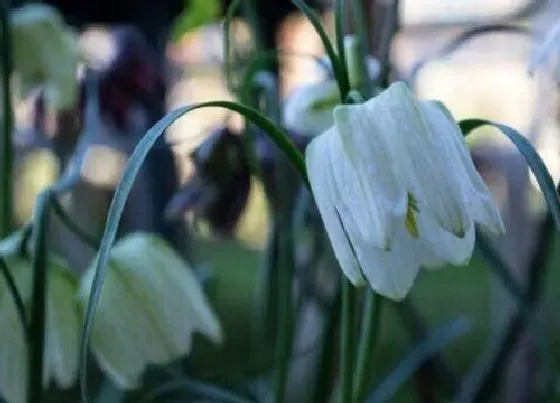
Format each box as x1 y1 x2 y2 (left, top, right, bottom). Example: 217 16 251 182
170 0 221 42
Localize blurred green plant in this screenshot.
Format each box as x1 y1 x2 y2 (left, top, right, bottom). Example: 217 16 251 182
170 0 221 42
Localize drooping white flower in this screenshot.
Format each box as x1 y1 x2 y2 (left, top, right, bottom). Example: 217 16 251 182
283 35 381 136
0 255 80 403
305 81 505 300
78 232 223 389
10 4 79 109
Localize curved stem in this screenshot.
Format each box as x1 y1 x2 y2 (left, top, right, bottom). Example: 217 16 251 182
50 197 100 250
353 290 381 402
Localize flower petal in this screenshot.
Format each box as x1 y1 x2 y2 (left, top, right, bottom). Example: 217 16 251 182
79 262 155 389
333 101 409 247
79 234 224 389
348 221 421 300
116 234 224 346
305 132 366 286
381 83 471 237
283 80 339 135
430 101 505 235
416 211 475 266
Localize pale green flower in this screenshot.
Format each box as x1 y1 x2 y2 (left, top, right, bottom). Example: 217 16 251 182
0 256 80 403
10 4 79 109
78 233 223 389
283 35 380 135
305 81 505 300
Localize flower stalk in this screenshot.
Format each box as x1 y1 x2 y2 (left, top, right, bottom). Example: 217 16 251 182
1 0 14 237
353 290 381 402
340 276 356 403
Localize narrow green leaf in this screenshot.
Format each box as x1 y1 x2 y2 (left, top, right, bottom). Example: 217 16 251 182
334 0 348 92
460 119 560 231
170 0 221 42
79 100 306 402
291 0 349 99
368 317 471 403
1 1 14 237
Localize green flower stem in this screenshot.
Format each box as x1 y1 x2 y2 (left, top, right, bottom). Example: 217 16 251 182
292 0 349 100
273 217 295 403
340 276 356 403
353 290 381 403
1 0 14 237
27 191 51 403
335 0 348 91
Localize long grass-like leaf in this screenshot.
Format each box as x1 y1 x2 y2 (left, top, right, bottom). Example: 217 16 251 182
79 100 306 402
460 119 560 231
368 317 471 403
291 0 349 99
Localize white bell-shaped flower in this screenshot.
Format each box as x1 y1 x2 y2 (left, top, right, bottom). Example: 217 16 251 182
305 81 505 300
0 256 80 403
283 35 380 136
10 4 79 109
78 232 223 389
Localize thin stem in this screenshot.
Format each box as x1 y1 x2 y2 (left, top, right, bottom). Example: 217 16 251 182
0 257 29 341
335 0 348 91
1 0 14 237
312 281 342 403
27 191 51 403
273 218 295 403
349 0 373 97
340 276 356 403
50 197 101 249
353 290 381 402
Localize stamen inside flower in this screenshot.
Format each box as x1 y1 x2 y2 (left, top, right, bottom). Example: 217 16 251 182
405 193 420 238
310 91 340 111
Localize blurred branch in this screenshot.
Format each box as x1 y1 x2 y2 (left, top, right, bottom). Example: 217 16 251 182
406 24 531 85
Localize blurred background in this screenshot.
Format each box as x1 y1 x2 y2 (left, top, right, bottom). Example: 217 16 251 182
7 0 560 402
